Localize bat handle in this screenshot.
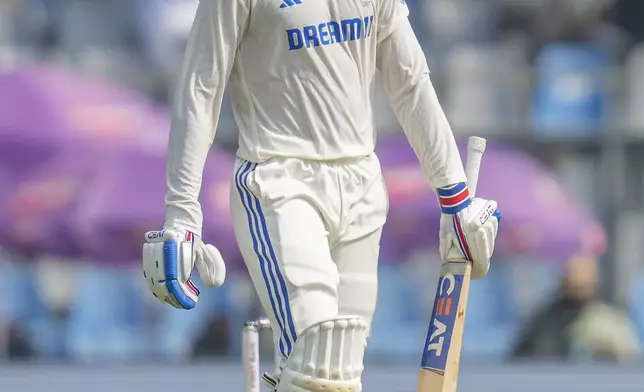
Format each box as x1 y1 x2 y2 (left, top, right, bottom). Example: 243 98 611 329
465 136 486 198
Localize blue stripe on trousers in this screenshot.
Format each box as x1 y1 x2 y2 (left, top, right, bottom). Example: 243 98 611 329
234 161 295 356
234 162 287 356
239 162 297 355
247 176 298 351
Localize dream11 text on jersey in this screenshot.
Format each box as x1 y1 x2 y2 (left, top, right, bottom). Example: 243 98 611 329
286 15 374 51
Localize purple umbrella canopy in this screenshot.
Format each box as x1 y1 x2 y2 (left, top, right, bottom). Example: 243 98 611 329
0 65 171 257
0 65 169 184
0 166 12 236
4 147 103 258
0 66 167 147
376 135 607 263
69 145 240 265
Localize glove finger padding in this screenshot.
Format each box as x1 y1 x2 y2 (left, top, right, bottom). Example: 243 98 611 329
142 230 201 309
439 194 501 280
471 229 491 279
467 200 501 279
143 241 174 304
195 244 226 288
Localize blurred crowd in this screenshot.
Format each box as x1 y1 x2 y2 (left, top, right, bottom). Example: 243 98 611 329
2 0 644 366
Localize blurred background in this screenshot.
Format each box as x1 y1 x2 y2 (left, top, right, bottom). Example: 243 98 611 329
1 0 644 391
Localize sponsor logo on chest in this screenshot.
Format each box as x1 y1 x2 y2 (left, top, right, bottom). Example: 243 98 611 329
285 15 374 50
279 0 374 50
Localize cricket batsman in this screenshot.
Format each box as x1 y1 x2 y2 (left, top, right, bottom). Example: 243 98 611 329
142 0 502 390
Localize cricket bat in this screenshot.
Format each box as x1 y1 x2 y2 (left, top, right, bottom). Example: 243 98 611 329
417 136 487 392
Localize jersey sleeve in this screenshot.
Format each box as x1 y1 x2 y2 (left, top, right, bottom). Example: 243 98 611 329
376 18 467 190
376 0 409 44
164 0 249 237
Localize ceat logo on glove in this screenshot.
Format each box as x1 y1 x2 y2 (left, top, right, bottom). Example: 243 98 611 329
479 204 496 225
147 230 164 240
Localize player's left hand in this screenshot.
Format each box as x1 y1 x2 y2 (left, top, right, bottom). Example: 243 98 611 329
142 229 226 310
437 182 502 279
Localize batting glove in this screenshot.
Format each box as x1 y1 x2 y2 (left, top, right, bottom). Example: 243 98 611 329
437 182 502 279
142 229 226 309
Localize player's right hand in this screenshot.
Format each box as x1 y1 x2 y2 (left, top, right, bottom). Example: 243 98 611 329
437 183 502 280
142 229 226 310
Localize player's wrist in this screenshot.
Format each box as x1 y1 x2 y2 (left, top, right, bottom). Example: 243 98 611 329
437 182 471 215
162 219 203 240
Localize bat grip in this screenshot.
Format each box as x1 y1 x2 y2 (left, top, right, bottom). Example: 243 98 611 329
465 153 482 198
465 136 486 198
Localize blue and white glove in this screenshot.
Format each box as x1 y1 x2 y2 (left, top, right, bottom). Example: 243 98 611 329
438 182 502 279
142 229 226 309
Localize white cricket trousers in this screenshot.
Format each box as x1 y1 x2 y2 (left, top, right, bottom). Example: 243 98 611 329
230 154 388 362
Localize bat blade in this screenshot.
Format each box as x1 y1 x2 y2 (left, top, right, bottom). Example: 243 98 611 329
417 261 471 392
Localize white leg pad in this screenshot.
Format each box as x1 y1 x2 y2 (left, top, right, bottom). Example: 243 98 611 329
276 316 368 392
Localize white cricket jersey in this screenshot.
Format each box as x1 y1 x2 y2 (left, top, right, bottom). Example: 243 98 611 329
165 0 467 235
